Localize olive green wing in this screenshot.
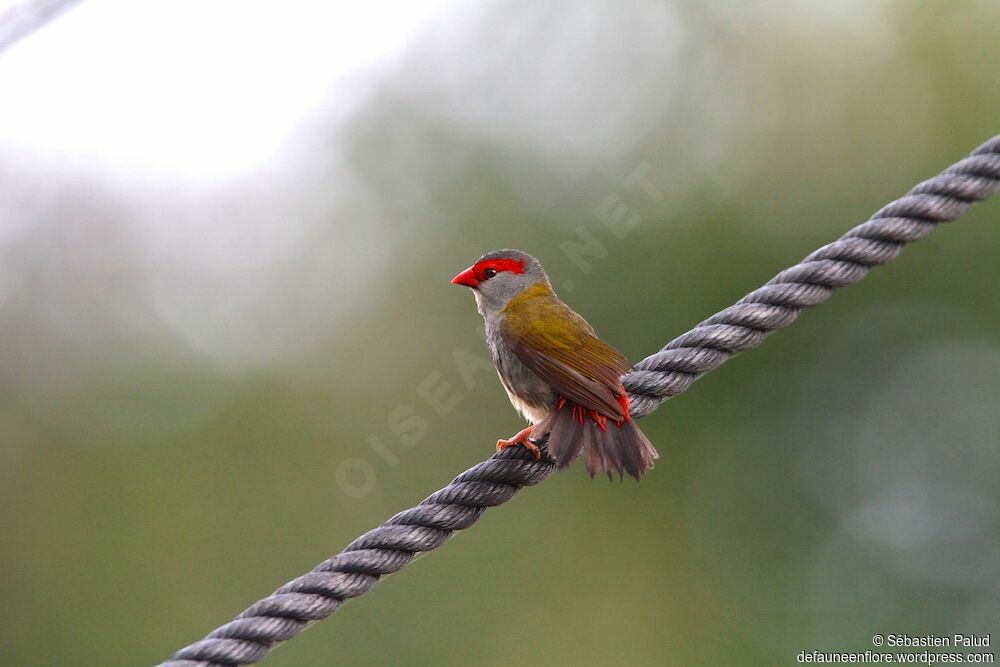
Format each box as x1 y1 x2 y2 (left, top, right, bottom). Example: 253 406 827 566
500 295 631 420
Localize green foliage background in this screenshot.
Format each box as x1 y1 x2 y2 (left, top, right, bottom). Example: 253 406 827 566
1 2 998 665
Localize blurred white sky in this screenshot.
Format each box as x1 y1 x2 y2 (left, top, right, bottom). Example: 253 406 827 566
0 0 973 376
0 0 453 182
0 1 477 371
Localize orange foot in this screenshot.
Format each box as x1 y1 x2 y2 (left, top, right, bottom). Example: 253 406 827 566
496 425 541 461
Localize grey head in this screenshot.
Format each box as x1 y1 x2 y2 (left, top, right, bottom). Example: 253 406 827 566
451 249 550 318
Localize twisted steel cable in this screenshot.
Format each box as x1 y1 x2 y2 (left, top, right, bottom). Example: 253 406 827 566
161 135 1000 666
625 136 1000 416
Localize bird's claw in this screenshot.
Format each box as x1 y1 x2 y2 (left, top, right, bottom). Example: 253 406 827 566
496 426 541 460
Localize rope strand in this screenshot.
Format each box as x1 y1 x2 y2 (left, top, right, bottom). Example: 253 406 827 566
160 135 1000 666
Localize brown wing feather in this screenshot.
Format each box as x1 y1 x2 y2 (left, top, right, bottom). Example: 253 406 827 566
499 282 632 420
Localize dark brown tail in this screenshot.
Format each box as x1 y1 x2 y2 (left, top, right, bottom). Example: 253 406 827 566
541 402 658 480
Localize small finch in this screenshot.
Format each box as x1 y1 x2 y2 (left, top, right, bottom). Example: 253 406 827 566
452 249 658 479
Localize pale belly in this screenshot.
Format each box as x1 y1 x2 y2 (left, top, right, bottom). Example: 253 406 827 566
485 318 557 423
498 372 553 424
489 342 557 424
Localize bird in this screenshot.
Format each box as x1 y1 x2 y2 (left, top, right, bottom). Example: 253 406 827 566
451 249 658 479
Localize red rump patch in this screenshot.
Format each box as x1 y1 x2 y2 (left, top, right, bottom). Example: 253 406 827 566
558 393 629 431
471 257 525 282
616 390 632 422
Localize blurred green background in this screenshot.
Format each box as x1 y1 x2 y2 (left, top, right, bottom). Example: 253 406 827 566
1 2 998 665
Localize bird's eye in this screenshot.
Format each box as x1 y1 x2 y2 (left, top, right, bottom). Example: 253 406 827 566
482 267 498 279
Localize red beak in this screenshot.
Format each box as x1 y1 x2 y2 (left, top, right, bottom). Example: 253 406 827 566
451 266 478 288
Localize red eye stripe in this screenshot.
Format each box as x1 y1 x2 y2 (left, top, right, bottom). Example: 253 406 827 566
472 258 525 281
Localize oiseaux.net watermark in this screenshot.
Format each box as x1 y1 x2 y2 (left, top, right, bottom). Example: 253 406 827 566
796 633 992 664
335 162 664 498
